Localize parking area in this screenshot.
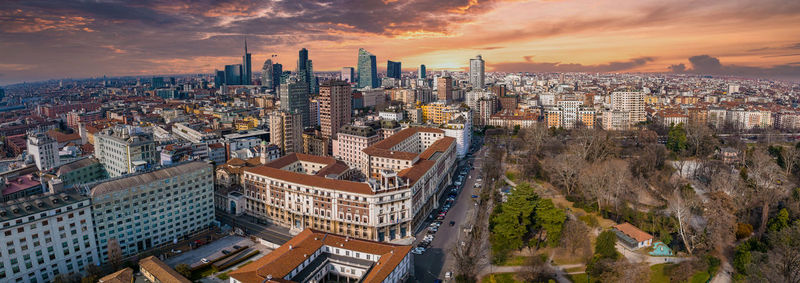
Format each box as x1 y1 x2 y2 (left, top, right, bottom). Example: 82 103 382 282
164 235 267 268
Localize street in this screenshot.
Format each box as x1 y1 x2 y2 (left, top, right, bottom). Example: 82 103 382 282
215 209 293 245
412 136 487 282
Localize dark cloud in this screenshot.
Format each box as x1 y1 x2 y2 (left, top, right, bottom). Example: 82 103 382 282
492 56 655 73
671 54 800 81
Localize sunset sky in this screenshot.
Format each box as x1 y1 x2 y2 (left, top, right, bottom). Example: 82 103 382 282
1 0 800 85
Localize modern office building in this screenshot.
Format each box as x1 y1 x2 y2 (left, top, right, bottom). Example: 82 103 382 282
436 76 453 103
89 161 214 263
225 64 243 85
94 126 158 177
214 70 226 86
269 110 304 154
229 229 412 283
319 80 352 145
357 48 379 89
280 79 311 128
469 55 485 88
27 130 61 171
297 48 315 94
0 190 100 283
387 60 401 79
341 67 355 83
272 63 283 91
418 65 426 79
242 39 252 85
261 59 274 91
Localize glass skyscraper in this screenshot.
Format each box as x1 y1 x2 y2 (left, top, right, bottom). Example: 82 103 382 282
387 60 401 79
224 64 242 85
296 48 315 94
357 48 379 89
261 59 274 91
418 64 426 79
242 39 252 85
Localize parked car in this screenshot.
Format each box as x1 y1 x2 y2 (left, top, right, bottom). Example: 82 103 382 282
446 272 453 279
233 245 241 249
201 258 209 264
450 221 456 226
222 250 231 255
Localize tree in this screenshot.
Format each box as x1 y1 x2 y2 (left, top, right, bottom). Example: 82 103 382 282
666 123 688 153
107 238 122 269
668 188 700 255
704 191 737 253
599 261 651 283
561 218 591 257
768 208 790 232
545 153 583 196
782 144 800 175
534 199 566 247
519 255 555 283
685 122 718 157
746 223 800 283
570 128 615 162
595 230 619 260
175 263 192 279
520 124 548 156
490 183 538 258
745 149 790 236
629 144 667 178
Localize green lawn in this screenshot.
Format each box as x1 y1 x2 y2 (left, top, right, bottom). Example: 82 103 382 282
650 264 674 283
482 273 522 283
216 271 230 280
191 266 218 280
690 271 711 283
497 255 530 266
568 273 591 283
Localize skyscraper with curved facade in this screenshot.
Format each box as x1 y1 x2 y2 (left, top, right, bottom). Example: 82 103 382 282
357 48 379 89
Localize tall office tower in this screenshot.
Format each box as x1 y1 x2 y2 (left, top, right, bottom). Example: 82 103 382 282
341 67 355 82
214 70 225 86
242 39 252 85
89 161 214 263
387 60 402 79
308 60 318 94
296 48 314 94
469 55 485 88
611 91 646 124
261 59 274 90
224 64 242 85
272 63 283 91
0 191 100 283
27 130 60 171
357 48 379 89
269 110 304 154
280 79 310 127
0 88 4 100
418 64 426 79
437 76 453 102
320 80 352 146
95 126 157 177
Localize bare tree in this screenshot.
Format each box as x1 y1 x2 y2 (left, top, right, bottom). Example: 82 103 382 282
746 223 800 283
570 128 615 162
783 145 800 175
579 161 612 211
746 149 791 236
668 188 699 255
519 255 555 283
703 191 737 253
545 153 584 196
520 123 548 157
598 261 651 283
560 218 591 258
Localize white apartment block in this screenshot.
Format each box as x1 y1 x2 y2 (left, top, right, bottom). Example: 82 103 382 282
0 191 99 283
443 111 473 157
89 161 214 263
95 126 158 177
611 91 645 125
171 123 222 144
27 131 61 171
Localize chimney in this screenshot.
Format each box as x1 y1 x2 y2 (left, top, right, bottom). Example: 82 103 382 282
289 245 293 250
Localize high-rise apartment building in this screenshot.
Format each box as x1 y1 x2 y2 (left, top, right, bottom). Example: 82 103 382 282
387 60 402 79
241 39 252 85
319 80 352 146
469 55 485 88
0 191 100 283
280 78 310 128
261 59 273 91
27 130 60 171
357 48 379 89
89 161 214 263
269 110 304 154
418 64 426 79
611 91 646 124
341 67 355 83
437 76 453 102
94 126 157 177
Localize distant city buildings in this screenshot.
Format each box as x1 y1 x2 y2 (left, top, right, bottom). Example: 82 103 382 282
469 55 485 88
341 67 355 83
357 48 379 89
387 60 402 79
319 80 352 149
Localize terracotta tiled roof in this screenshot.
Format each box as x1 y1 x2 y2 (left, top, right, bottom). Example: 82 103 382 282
98 267 133 283
613 222 653 242
265 153 350 177
46 129 81 143
244 166 374 195
229 229 411 283
138 256 191 283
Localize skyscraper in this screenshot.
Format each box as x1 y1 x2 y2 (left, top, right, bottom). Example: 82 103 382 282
469 55 485 88
214 70 225 86
261 59 274 90
272 63 283 91
280 78 310 128
357 48 379 89
418 65 426 79
242 38 252 85
437 76 453 102
269 110 304 154
320 80 352 147
296 48 315 94
387 60 402 79
224 64 242 85
341 67 355 83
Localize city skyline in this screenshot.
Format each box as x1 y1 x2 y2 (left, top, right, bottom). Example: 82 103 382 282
1 0 800 85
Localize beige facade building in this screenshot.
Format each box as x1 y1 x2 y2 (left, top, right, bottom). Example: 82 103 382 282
319 80 352 149
269 110 303 154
